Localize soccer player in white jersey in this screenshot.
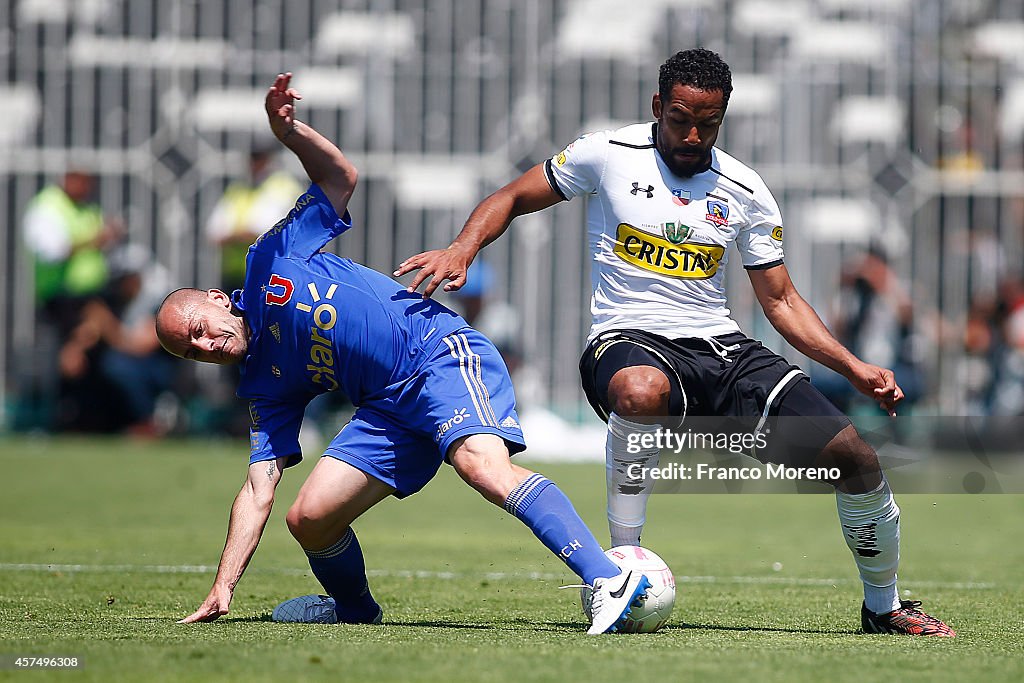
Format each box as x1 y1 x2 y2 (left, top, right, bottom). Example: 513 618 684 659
397 49 955 636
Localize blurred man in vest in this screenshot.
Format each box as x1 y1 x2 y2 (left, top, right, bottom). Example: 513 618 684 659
24 170 120 318
206 141 303 292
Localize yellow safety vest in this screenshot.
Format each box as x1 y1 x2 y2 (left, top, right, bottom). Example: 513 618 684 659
29 185 107 303
218 172 302 288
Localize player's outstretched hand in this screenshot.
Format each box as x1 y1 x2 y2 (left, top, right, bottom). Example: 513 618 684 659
394 246 474 298
849 362 904 417
265 72 302 141
178 584 233 624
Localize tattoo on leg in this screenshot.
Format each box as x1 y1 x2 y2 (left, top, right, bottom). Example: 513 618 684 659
266 462 276 480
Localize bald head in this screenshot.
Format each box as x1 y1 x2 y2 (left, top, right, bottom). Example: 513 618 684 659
156 287 249 364
155 288 203 346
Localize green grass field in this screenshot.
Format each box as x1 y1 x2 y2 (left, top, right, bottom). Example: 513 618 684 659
1 436 1022 682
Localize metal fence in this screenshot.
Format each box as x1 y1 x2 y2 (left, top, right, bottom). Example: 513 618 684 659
3 0 1024 428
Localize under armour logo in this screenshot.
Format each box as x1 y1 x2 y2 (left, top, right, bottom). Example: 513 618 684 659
631 182 654 198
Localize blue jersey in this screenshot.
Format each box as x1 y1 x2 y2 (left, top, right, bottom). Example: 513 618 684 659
235 184 467 466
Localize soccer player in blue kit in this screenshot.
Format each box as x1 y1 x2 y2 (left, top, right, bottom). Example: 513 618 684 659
156 73 648 634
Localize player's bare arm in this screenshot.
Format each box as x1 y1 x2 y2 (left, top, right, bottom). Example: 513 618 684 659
265 72 357 219
179 457 287 623
747 264 904 415
395 164 561 297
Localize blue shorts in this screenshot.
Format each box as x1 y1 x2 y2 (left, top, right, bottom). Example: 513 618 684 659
324 328 526 498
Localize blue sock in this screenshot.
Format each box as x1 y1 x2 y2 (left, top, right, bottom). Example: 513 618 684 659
504 473 621 584
304 528 380 623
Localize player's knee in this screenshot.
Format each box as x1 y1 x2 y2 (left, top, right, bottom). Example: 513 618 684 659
449 434 522 504
608 366 670 416
818 424 882 493
285 501 331 547
285 503 308 540
452 446 498 493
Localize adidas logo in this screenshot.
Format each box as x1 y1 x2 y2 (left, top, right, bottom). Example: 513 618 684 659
269 323 281 343
500 416 520 430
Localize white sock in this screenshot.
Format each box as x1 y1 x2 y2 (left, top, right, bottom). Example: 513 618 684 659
606 412 661 548
836 478 902 614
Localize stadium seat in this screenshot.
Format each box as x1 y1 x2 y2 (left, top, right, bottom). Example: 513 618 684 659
0 84 41 146
969 21 1024 64
17 0 116 25
292 69 362 109
997 80 1024 143
831 96 905 148
816 0 912 14
787 21 890 64
315 12 416 58
194 89 267 132
797 197 880 245
726 75 780 117
391 157 480 209
555 0 715 62
67 35 229 69
732 0 813 38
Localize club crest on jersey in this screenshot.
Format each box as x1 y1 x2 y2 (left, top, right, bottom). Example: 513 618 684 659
663 222 691 244
671 188 691 206
771 226 784 241
705 200 729 227
264 274 294 306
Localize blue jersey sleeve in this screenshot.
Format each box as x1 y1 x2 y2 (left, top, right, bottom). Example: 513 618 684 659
247 398 305 468
249 183 352 261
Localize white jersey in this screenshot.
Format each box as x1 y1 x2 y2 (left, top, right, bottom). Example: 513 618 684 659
545 123 785 341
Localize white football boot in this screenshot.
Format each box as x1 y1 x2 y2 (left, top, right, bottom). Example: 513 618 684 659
586 570 652 635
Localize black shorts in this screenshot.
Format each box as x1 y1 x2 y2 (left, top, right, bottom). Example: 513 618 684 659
579 329 852 467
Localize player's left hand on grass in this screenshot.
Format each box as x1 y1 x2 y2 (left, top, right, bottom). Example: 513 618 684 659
394 246 474 298
178 584 233 624
265 72 302 141
849 362 904 417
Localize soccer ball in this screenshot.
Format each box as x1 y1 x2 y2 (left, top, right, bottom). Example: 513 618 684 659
582 545 676 633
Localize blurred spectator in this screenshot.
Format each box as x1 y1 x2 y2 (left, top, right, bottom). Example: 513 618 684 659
963 275 1024 416
57 245 177 435
206 140 303 292
23 170 121 324
963 292 998 414
18 170 122 430
936 116 985 174
816 246 925 413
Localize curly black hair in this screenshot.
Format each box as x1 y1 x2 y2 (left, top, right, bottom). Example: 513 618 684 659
658 49 732 107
